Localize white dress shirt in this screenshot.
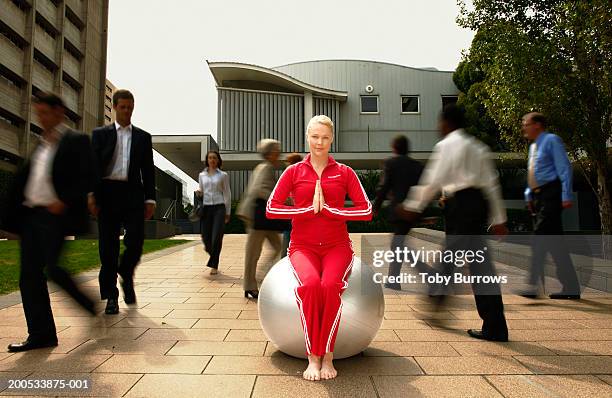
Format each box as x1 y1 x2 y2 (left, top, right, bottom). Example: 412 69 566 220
198 168 231 216
23 125 67 207
402 129 506 226
100 122 155 205
105 121 132 181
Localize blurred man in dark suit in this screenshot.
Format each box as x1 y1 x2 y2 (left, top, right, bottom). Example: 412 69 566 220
373 135 424 290
2 93 95 352
89 89 156 314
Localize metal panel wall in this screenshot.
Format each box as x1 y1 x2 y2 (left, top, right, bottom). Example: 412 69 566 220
274 60 459 152
218 88 304 153
227 170 252 201
313 96 340 152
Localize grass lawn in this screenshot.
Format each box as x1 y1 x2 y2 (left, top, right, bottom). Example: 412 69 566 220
0 239 189 295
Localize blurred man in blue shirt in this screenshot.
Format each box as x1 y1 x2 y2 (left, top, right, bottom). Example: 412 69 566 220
521 112 580 300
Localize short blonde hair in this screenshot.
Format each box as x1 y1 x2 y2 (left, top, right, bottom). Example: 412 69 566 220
306 115 334 135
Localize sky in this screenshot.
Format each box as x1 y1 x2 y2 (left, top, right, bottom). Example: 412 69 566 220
106 0 475 195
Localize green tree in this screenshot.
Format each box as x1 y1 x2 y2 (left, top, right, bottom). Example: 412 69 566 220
457 0 612 232
454 33 508 151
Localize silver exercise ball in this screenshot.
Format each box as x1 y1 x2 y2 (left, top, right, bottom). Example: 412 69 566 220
258 256 384 359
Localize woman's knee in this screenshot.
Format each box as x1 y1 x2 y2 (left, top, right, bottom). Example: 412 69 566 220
320 279 343 292
301 277 321 290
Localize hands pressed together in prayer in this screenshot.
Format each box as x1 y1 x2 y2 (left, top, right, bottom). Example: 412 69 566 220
313 180 326 214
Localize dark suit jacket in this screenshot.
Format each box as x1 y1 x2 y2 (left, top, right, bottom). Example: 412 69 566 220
91 123 156 207
373 155 423 222
1 129 93 235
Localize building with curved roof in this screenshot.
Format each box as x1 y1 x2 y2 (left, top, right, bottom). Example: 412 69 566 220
209 59 458 156
193 59 460 196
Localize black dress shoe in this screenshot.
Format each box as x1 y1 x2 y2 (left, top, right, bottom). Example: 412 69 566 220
8 338 58 353
467 329 508 342
549 292 580 300
518 292 538 299
244 290 259 299
121 277 137 305
384 282 402 291
105 298 119 314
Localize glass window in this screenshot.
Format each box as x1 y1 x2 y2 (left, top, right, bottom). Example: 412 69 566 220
360 95 378 113
442 95 458 108
401 96 419 113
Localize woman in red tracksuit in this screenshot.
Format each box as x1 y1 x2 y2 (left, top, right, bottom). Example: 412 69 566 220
266 115 372 381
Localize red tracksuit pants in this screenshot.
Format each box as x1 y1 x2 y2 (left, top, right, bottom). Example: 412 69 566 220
287 241 354 357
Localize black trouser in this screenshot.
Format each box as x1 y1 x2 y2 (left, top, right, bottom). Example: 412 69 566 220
529 180 580 294
387 221 433 284
441 188 508 339
98 181 145 300
20 208 94 341
200 204 226 269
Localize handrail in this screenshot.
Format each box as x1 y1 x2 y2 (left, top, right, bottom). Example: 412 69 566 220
162 199 177 222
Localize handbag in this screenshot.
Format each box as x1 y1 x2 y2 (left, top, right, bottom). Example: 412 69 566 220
188 196 204 222
253 198 290 231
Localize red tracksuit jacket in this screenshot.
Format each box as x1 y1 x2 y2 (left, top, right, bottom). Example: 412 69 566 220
266 154 372 246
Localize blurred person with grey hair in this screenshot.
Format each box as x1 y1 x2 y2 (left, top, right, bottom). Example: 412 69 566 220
236 138 284 299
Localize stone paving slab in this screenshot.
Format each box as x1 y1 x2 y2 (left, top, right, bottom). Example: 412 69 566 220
486 375 612 398
94 355 211 374
69 339 177 356
0 233 610 397
124 374 255 398
514 355 612 374
372 375 503 397
167 341 266 356
0 352 112 373
414 356 532 375
252 375 377 398
136 328 228 341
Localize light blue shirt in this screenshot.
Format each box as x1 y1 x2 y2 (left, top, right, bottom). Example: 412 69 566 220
524 132 573 202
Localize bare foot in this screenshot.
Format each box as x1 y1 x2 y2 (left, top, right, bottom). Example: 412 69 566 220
303 354 321 381
320 352 337 380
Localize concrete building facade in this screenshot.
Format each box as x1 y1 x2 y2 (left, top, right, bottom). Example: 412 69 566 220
0 0 109 170
103 77 114 124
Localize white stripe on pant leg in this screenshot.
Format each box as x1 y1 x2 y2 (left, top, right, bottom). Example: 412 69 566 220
289 262 312 353
325 302 343 353
293 288 312 354
287 255 312 354
325 255 354 353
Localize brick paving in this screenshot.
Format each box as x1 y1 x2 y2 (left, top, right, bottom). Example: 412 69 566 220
0 234 610 397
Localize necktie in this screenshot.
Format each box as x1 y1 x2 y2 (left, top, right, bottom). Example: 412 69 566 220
528 142 538 190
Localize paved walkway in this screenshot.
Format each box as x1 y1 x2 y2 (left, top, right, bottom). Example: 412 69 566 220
0 234 610 397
